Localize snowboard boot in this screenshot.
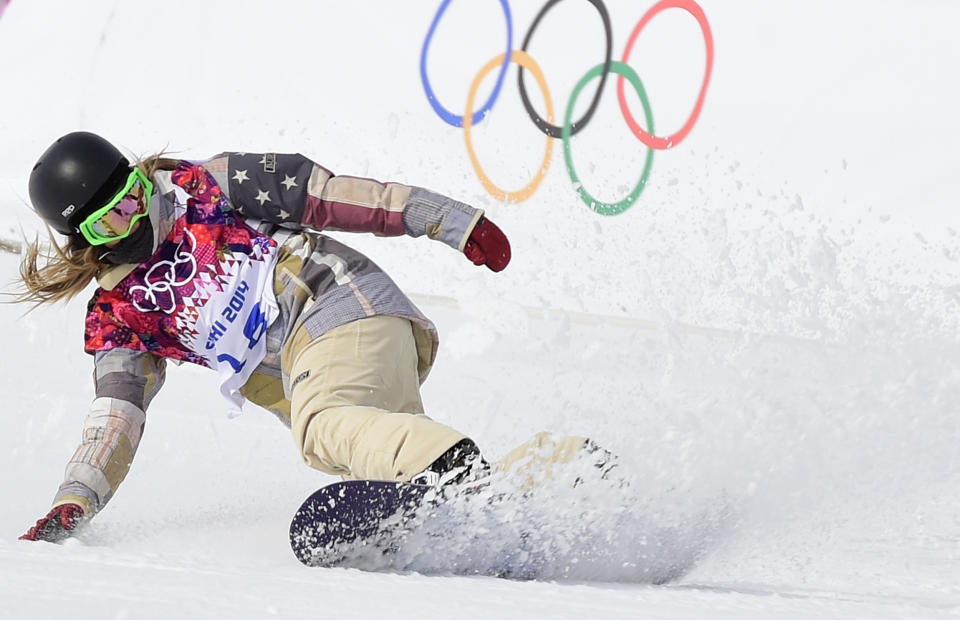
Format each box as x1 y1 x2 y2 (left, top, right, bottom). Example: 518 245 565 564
410 438 491 489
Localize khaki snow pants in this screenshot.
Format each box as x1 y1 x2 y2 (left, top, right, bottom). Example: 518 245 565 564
281 315 465 481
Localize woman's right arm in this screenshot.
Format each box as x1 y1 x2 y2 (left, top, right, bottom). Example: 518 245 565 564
52 348 166 516
21 348 166 542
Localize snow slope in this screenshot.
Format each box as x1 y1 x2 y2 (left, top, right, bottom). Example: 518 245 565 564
1 1 959 618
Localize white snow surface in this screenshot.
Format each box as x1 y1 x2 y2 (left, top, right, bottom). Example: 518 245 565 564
1 1 960 618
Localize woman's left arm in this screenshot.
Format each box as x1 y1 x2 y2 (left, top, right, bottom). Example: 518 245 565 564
205 152 510 271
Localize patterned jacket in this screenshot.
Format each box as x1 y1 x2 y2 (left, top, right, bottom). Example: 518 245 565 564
53 152 483 515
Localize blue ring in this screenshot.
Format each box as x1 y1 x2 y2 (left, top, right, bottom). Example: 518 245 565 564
420 0 513 127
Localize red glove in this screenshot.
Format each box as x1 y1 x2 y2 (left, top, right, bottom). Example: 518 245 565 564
463 216 511 272
20 503 85 543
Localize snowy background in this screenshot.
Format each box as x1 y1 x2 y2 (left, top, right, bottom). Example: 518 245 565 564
1 0 959 618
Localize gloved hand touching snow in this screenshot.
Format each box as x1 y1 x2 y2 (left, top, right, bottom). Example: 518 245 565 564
463 216 511 272
20 503 85 543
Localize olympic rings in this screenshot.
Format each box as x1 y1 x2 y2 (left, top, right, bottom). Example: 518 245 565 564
464 51 554 203
420 0 514 128
564 62 654 216
517 0 612 139
420 0 714 213
617 0 714 150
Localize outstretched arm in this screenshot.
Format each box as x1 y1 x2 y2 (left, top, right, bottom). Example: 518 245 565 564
21 349 166 542
205 152 510 271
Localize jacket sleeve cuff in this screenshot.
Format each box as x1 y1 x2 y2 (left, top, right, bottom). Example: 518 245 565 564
52 489 96 516
403 187 484 252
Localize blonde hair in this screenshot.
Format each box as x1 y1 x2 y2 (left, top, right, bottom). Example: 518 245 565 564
11 154 180 307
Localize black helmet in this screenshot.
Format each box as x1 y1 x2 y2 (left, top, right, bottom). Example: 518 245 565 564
28 131 131 236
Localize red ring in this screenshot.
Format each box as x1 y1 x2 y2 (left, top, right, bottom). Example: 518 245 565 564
617 0 714 150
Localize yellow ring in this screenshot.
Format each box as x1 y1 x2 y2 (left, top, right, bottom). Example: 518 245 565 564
463 50 554 203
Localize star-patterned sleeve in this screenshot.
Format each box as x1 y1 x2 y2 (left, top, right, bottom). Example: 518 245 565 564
212 152 484 252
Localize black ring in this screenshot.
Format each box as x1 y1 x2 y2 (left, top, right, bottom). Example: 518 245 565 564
517 0 612 139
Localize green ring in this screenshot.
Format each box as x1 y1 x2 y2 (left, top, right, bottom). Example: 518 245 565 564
562 61 654 216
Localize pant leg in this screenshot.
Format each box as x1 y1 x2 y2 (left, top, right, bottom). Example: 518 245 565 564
496 432 592 491
282 316 465 481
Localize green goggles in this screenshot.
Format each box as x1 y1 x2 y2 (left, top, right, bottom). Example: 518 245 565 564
77 167 154 246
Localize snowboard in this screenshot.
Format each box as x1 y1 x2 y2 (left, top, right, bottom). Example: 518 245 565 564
288 434 620 570
289 479 437 567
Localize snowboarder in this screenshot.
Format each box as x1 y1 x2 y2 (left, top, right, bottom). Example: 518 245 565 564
16 131 505 542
